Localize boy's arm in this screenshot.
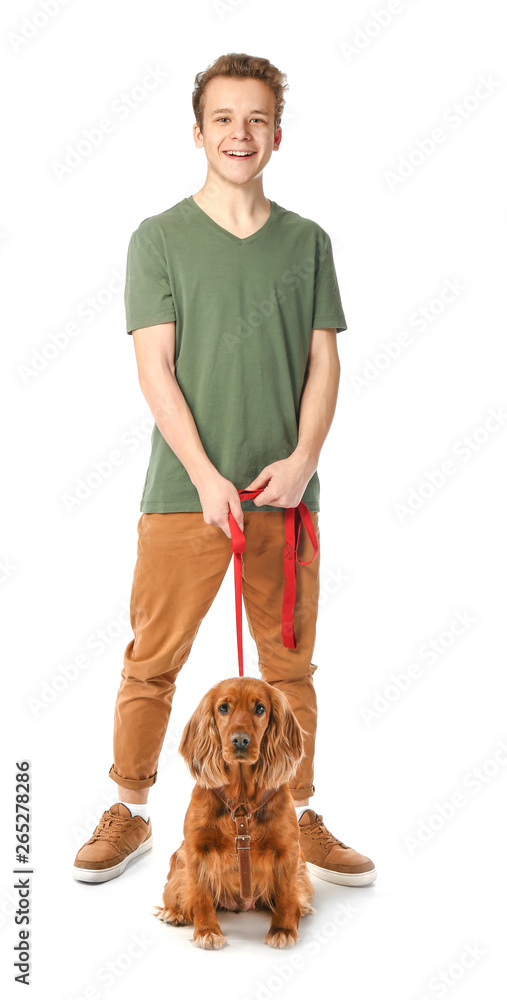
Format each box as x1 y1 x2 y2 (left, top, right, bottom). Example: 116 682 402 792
131 323 244 536
132 322 216 489
245 328 341 507
292 327 341 477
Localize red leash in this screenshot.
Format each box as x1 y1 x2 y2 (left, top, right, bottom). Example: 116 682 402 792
228 487 319 676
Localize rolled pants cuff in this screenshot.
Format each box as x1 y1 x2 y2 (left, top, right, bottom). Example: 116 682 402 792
108 764 157 790
289 784 315 800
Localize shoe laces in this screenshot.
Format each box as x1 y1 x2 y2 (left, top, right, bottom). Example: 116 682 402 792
90 810 132 845
305 814 349 851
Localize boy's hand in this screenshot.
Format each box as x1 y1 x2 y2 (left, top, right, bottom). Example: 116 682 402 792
244 455 316 508
196 471 244 539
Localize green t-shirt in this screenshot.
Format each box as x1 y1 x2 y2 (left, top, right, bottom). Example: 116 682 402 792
125 195 347 513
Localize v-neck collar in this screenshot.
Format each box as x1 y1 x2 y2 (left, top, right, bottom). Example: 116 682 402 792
186 195 278 247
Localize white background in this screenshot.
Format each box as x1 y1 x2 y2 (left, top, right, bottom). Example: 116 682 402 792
1 0 506 997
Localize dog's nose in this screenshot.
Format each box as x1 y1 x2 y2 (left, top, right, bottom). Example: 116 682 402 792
230 731 251 751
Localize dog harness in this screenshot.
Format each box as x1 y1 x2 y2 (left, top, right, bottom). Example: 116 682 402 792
228 486 319 676
213 784 278 902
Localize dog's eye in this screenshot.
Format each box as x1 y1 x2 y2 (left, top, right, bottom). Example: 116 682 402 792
254 704 266 715
218 703 229 714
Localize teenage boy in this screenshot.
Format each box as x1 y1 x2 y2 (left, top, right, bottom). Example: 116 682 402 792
73 53 376 888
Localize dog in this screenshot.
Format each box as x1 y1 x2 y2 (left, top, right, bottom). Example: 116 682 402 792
153 676 315 949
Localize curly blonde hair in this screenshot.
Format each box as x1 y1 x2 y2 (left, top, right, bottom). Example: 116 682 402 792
192 52 288 134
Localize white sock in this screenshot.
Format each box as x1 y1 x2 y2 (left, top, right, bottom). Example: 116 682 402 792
295 804 312 821
118 801 150 822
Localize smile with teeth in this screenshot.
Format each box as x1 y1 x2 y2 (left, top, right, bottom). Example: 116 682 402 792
224 150 255 157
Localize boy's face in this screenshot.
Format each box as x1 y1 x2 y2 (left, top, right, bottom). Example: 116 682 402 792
193 76 281 187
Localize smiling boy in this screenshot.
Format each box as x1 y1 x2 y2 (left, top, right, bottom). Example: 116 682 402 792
73 52 376 889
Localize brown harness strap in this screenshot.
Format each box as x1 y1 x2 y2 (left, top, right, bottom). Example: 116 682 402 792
212 786 278 901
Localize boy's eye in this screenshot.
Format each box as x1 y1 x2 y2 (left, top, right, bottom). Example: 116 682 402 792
218 703 229 714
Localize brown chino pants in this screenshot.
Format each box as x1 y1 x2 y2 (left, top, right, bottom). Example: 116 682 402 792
108 510 320 799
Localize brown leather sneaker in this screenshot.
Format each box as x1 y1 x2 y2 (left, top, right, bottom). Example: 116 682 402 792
298 809 376 886
72 803 153 883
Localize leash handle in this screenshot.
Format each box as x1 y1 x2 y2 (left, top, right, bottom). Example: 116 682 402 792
281 504 319 650
228 487 319 676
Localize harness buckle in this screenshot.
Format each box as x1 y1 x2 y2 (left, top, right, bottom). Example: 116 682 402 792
235 833 251 863
235 834 251 849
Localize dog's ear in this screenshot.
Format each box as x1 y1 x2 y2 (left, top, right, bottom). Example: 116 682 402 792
179 689 228 788
252 686 306 789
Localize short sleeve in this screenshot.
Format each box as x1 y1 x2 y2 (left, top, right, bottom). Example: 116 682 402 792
311 232 347 332
124 227 176 335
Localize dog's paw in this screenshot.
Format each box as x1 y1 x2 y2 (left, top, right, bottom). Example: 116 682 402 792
152 904 191 926
300 903 315 916
193 928 227 950
263 927 298 948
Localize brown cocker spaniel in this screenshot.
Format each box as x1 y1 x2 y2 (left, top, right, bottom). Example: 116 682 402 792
153 676 314 949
